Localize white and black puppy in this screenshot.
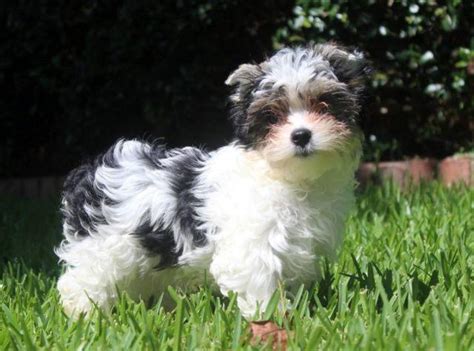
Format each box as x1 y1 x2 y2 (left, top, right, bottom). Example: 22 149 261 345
56 43 369 318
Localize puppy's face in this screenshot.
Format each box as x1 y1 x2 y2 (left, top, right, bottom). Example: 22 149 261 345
226 44 369 169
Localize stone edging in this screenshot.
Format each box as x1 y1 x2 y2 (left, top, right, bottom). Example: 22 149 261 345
357 156 473 188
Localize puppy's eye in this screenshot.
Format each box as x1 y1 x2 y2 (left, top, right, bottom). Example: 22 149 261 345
309 98 329 114
317 101 329 113
265 112 279 124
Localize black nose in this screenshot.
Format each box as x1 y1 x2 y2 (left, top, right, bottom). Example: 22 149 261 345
291 128 312 147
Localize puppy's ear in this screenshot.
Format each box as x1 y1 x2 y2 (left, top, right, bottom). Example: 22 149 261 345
225 63 261 86
316 44 371 95
225 64 263 102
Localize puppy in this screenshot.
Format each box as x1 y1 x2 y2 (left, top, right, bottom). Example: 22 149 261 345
56 43 369 318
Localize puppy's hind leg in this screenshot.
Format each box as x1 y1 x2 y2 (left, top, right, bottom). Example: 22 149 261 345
56 234 159 317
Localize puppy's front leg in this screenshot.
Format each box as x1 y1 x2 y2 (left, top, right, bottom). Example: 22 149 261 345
209 233 282 319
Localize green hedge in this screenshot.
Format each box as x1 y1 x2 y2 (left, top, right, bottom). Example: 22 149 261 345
275 0 474 160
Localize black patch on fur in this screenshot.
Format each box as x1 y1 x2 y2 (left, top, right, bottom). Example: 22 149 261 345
319 89 360 123
61 144 119 237
229 82 290 149
62 139 210 270
134 221 179 269
61 140 171 238
134 146 209 269
138 142 168 169
168 149 208 247
227 65 267 148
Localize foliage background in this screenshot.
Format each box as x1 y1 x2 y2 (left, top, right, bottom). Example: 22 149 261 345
1 0 473 177
275 0 474 161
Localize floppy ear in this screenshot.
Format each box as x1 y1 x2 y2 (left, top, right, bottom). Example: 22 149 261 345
225 63 262 86
316 44 371 95
225 63 263 102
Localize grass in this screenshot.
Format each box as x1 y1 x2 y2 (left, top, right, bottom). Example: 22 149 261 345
0 183 473 350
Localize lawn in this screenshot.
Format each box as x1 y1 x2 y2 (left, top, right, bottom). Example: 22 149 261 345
0 183 472 350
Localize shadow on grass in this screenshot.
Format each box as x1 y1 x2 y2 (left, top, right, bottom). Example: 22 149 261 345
313 256 441 316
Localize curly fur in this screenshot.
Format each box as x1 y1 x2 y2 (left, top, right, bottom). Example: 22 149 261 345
56 43 369 318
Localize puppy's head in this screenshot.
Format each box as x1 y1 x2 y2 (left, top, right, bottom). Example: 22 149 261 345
226 43 370 178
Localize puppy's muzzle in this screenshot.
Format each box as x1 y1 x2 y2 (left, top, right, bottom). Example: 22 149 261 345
291 128 312 147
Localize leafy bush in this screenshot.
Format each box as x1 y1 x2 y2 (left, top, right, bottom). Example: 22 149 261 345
275 0 474 161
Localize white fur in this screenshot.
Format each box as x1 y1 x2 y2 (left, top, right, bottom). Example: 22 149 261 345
197 144 359 316
57 139 360 318
260 48 338 90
